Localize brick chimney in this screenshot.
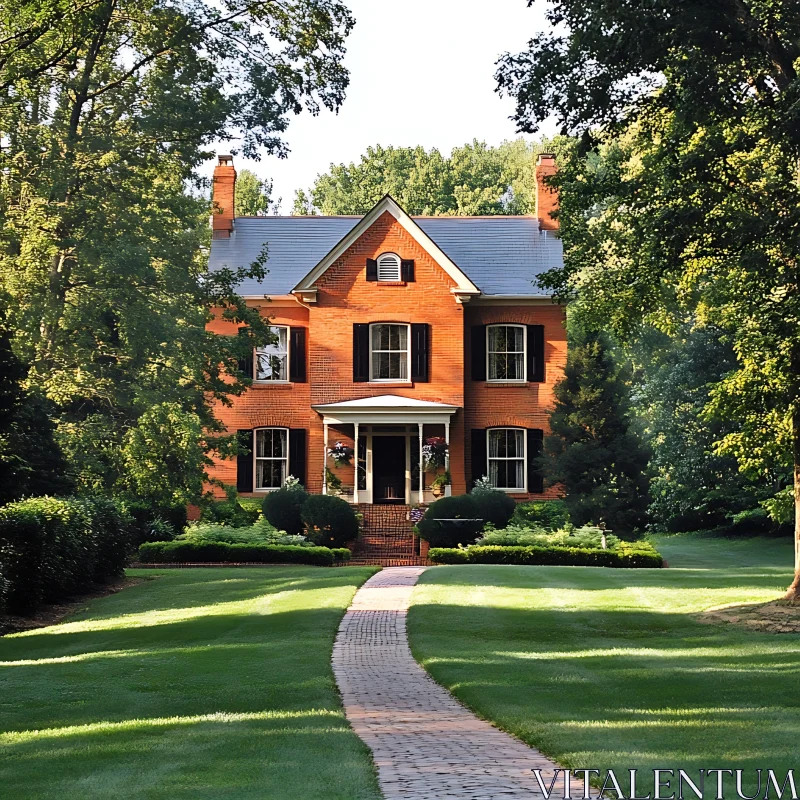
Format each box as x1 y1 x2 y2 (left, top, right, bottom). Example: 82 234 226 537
535 153 558 231
212 154 236 238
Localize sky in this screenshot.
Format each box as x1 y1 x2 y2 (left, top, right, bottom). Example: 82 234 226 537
208 0 558 211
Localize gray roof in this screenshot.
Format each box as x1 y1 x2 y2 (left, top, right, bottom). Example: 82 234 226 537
207 215 561 296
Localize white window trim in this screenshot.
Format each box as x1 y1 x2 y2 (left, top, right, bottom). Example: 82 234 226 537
486 427 527 493
254 325 290 383
368 322 411 383
486 323 527 383
377 252 402 282
253 427 289 492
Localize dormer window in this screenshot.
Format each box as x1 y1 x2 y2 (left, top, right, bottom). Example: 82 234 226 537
377 252 402 282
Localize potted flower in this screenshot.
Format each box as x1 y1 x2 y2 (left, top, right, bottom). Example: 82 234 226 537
327 441 353 467
430 470 451 498
422 437 448 470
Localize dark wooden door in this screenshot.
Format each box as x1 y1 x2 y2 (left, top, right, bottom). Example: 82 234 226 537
372 436 406 504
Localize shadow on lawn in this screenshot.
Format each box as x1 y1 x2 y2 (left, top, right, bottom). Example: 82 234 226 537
408 602 800 795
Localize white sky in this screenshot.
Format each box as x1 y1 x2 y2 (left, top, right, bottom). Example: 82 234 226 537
206 0 558 211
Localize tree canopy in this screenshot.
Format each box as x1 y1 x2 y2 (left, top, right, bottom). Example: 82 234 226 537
0 0 354 504
497 0 800 597
295 137 574 216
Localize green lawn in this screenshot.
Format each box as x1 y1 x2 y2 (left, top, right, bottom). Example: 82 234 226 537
408 535 799 796
0 567 381 799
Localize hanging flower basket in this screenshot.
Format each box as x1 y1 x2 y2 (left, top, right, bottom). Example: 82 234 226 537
327 441 353 467
422 436 448 470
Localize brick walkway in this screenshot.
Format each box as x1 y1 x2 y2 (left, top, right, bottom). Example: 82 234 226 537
332 567 562 799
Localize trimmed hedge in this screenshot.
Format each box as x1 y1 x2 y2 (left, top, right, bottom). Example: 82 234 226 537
137 540 350 566
0 496 134 614
428 544 664 569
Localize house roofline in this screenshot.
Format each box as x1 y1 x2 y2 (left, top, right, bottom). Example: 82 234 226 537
291 194 481 296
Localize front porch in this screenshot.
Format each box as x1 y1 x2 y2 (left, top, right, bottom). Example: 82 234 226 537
312 395 459 506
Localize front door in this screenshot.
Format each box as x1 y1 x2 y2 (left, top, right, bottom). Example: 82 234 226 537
372 436 406 504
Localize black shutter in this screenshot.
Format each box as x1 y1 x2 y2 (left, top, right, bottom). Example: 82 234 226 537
411 323 429 382
289 327 307 383
366 258 378 281
471 428 487 488
528 325 545 383
471 325 487 381
237 328 254 378
401 259 415 282
527 428 544 493
288 429 307 486
353 323 370 381
236 429 254 492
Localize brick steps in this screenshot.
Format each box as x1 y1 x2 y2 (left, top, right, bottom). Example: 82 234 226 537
351 503 422 566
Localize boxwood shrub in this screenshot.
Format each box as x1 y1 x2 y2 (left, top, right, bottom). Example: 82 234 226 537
0 496 134 614
137 540 349 566
263 486 309 535
428 543 663 569
415 495 483 548
300 494 359 547
469 489 516 529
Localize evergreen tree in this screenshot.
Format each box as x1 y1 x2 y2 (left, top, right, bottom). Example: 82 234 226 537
543 327 650 533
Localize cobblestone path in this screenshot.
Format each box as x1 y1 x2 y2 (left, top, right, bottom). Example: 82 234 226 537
332 567 562 799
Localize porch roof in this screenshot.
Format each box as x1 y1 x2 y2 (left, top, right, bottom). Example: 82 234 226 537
312 394 459 425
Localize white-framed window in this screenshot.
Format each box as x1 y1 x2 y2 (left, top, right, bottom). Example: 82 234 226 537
254 427 288 490
487 428 526 491
377 252 402 282
255 326 289 381
369 323 410 381
487 324 526 382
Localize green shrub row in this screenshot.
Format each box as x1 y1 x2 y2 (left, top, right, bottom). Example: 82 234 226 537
428 543 664 569
137 540 350 566
0 496 134 614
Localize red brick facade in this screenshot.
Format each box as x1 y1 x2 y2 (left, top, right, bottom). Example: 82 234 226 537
206 206 566 503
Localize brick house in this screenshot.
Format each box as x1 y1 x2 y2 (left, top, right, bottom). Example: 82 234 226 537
205 154 566 555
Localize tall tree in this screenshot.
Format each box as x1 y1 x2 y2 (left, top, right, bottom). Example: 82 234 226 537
634 325 781 532
300 137 574 215
497 0 800 598
235 170 278 217
542 326 650 533
0 0 353 503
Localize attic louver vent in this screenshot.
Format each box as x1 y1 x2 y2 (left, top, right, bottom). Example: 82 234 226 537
377 253 402 282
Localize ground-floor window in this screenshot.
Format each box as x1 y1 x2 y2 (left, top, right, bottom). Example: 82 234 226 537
487 428 525 491
255 427 288 489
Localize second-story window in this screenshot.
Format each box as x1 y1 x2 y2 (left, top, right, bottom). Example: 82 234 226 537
487 324 526 381
370 323 410 381
256 326 289 381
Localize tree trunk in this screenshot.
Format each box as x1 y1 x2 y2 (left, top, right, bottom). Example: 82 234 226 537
784 406 800 602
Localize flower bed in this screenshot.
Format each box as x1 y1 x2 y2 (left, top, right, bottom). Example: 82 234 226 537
428 542 663 569
138 541 350 566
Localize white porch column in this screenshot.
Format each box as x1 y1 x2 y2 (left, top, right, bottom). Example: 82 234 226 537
322 421 328 495
444 421 452 497
353 422 360 504
418 422 424 504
